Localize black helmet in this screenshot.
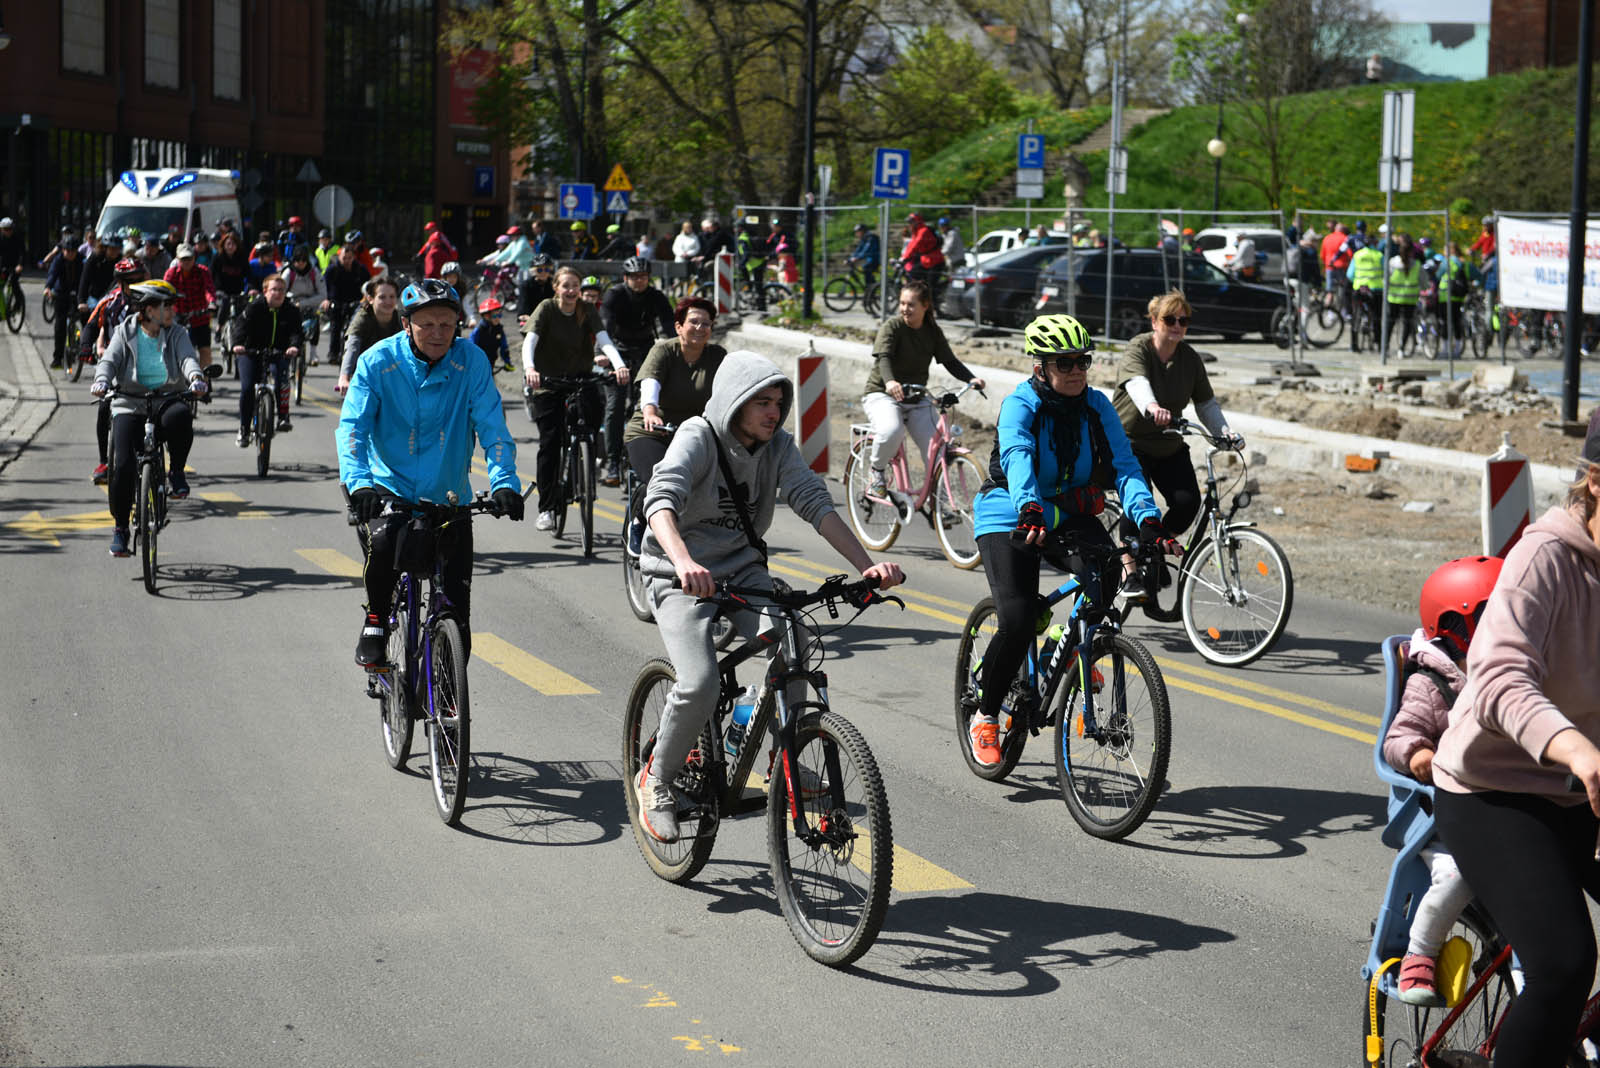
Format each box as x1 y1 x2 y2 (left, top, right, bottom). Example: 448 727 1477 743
531 252 554 268
318 228 332 239
622 255 649 275
398 278 462 320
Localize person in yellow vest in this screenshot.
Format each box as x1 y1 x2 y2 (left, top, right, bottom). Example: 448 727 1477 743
1386 233 1421 357
1347 241 1385 354
1438 242 1476 359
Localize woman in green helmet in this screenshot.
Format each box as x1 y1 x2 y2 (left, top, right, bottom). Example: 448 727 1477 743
963 313 1173 768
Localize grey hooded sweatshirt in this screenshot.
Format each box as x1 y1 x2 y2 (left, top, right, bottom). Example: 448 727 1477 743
96 316 203 418
641 350 836 578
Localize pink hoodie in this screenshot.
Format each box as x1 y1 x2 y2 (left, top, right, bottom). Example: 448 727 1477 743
1434 505 1600 802
1382 629 1465 777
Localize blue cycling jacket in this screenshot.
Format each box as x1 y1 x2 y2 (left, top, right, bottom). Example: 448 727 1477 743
973 378 1160 537
337 332 520 503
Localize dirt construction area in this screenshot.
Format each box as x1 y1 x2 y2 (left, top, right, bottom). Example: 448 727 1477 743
818 326 1591 616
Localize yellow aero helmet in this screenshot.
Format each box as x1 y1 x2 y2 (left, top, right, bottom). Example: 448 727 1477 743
1024 313 1093 358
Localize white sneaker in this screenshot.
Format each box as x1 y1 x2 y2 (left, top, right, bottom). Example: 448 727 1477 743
535 510 556 531
867 468 889 496
635 767 679 843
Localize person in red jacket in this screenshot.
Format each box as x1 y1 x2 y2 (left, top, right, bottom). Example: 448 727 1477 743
900 212 945 296
415 221 458 279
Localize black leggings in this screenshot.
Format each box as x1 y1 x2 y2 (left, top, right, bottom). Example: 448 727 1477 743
108 405 194 527
1118 446 1199 543
975 516 1112 721
96 397 111 464
362 511 474 638
237 351 289 433
1386 301 1417 354
1435 788 1600 1067
531 386 602 513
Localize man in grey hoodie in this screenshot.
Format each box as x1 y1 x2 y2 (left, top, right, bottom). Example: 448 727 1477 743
634 350 904 843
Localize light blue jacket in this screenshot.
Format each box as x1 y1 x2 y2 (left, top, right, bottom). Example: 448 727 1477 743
337 332 520 503
973 379 1159 536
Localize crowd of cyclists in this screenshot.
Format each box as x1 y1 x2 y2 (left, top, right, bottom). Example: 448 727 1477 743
12 195 1600 1051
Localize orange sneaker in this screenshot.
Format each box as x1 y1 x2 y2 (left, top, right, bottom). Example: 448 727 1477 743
968 717 1002 766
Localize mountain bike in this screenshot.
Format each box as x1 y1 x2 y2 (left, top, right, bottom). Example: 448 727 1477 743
1103 421 1293 666
362 491 510 826
842 384 986 570
821 263 882 317
109 368 221 594
1299 285 1346 348
1461 291 1491 359
60 308 88 378
239 347 291 478
2 269 25 333
527 372 610 557
622 574 903 967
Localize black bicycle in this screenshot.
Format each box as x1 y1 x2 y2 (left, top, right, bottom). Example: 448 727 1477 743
622 574 903 967
361 491 510 825
526 372 610 557
822 262 882 317
954 530 1172 840
238 346 290 478
108 367 222 594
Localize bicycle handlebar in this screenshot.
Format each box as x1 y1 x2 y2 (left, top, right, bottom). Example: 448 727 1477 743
537 371 618 390
675 573 905 614
1161 418 1241 452
343 489 512 527
899 382 985 408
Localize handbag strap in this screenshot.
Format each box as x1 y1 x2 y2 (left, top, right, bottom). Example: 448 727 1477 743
709 428 768 564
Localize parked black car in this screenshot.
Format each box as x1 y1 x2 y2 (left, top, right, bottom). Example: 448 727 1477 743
1032 248 1288 340
941 243 1078 328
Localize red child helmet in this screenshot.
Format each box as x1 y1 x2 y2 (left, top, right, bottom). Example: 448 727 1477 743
1419 555 1504 656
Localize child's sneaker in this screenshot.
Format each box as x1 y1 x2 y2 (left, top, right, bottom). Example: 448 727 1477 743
1396 953 1445 1007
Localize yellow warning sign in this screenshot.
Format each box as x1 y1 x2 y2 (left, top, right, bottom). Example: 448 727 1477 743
603 163 633 192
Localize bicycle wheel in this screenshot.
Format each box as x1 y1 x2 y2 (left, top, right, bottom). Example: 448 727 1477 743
621 658 719 882
136 462 159 594
862 280 881 319
293 352 306 405
842 441 900 551
553 437 571 538
1304 303 1343 348
952 598 1028 781
577 436 596 558
254 389 273 478
768 707 892 968
763 283 792 307
1180 527 1293 666
1512 312 1540 357
934 453 984 570
1468 310 1490 359
42 291 55 324
1270 306 1293 349
426 616 471 826
1371 903 1514 1068
822 276 858 313
1055 631 1169 840
378 577 414 770
69 345 87 382
622 485 654 621
4 282 24 333
1421 318 1442 360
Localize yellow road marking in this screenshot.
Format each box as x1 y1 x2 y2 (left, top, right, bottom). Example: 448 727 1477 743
1157 658 1380 727
472 631 598 695
1162 674 1376 744
3 508 117 545
296 548 363 579
199 491 245 502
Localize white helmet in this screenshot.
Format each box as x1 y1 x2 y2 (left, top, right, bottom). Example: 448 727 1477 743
0 217 13 228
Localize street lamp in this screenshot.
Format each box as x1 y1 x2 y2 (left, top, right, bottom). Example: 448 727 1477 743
1208 11 1250 224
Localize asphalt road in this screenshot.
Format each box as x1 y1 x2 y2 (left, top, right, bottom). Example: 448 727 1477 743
0 319 1415 1066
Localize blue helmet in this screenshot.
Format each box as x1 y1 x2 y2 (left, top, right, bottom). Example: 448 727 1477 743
399 278 462 320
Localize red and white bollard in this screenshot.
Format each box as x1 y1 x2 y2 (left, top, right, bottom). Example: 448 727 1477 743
796 342 828 475
713 252 735 316
1482 431 1533 558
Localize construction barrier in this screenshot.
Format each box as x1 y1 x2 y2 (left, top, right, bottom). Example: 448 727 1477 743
714 252 735 316
1482 432 1533 558
796 343 828 475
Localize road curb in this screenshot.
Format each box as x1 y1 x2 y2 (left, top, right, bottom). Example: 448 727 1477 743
729 320 1573 511
0 315 62 475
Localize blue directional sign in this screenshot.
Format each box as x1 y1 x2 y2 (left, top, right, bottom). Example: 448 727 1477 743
473 166 495 197
1017 133 1045 169
872 148 910 199
558 183 597 220
604 189 631 215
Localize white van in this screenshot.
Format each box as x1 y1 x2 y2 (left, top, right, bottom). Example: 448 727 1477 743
94 168 241 244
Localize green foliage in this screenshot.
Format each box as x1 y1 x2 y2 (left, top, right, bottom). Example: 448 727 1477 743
866 27 1023 160
901 108 1111 203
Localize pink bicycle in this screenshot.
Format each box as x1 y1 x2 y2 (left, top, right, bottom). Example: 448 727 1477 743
843 384 985 570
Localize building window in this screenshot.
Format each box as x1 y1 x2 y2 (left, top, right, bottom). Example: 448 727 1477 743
214 0 243 100
61 0 106 75
145 0 181 89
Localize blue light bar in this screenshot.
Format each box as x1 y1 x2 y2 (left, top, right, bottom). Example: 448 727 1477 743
158 172 199 196
119 171 139 194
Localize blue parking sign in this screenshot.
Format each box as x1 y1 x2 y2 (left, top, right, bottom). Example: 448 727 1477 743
558 183 597 220
474 166 495 197
872 148 910 199
1017 134 1045 169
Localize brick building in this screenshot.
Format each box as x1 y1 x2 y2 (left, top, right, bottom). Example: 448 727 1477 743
0 1 509 264
1490 0 1600 73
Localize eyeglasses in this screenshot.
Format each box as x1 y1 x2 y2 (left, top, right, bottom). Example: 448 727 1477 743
682 317 713 329
1160 315 1191 327
1043 354 1093 373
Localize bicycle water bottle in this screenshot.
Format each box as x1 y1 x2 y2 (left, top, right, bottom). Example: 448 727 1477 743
725 685 760 758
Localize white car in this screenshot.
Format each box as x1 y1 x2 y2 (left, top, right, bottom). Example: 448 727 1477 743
965 227 1072 269
1191 226 1285 282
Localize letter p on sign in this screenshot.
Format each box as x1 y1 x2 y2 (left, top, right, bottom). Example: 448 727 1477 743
873 148 910 199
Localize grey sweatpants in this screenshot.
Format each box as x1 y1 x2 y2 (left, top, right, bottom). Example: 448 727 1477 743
647 564 811 782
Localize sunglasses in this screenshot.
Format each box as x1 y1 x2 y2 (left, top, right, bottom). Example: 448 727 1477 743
1043 354 1093 373
1160 315 1191 327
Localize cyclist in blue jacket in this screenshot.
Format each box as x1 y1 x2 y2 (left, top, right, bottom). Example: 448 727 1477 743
966 313 1176 767
337 278 524 667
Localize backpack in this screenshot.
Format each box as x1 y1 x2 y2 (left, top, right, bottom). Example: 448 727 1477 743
1447 264 1470 300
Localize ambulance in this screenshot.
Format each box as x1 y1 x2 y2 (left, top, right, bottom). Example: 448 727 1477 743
94 168 241 243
